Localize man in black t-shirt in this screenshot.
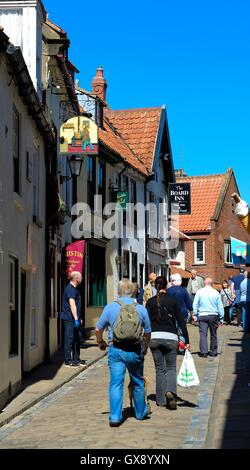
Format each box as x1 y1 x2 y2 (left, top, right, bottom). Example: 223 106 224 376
61 271 83 367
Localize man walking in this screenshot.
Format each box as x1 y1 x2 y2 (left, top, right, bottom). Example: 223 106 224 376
61 271 83 367
193 278 224 357
96 279 151 427
187 269 204 301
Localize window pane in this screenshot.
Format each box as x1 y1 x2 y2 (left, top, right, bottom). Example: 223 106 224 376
88 244 107 307
195 241 204 262
224 241 232 263
122 250 130 278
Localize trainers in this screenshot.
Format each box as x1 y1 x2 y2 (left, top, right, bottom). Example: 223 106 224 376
64 362 81 368
165 392 177 410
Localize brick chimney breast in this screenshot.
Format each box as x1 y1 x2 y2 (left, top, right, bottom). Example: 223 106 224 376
92 67 107 102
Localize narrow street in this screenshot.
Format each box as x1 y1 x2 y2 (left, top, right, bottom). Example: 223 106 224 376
0 324 249 449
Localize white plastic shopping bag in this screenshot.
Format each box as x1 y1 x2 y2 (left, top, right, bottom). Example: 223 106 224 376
177 349 200 388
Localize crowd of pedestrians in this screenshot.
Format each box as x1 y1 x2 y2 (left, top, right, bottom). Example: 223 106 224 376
60 266 249 428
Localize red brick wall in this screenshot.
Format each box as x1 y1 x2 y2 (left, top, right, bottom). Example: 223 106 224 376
184 174 250 283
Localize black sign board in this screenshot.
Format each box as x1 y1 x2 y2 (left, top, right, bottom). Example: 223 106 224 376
168 182 191 214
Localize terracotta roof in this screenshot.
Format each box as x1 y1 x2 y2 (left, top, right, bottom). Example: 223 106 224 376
176 174 226 232
105 107 162 171
99 116 148 175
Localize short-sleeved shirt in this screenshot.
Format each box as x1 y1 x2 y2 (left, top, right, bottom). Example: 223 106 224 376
61 283 81 321
96 296 151 342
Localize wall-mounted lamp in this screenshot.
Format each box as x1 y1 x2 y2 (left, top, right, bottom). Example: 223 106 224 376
68 154 83 177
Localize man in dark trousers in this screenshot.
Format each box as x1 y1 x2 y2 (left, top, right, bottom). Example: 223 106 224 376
61 271 83 367
193 278 224 357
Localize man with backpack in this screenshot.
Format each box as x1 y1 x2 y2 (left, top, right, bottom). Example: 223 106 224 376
95 279 151 427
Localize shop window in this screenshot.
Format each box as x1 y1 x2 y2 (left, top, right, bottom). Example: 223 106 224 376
88 244 107 307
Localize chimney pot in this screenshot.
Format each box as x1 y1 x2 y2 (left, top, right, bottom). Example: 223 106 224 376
92 67 107 102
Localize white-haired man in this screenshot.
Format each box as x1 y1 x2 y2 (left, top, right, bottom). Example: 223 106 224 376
187 269 204 301
61 271 83 367
96 279 151 427
193 278 224 357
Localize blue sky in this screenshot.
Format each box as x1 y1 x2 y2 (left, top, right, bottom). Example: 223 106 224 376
45 0 250 201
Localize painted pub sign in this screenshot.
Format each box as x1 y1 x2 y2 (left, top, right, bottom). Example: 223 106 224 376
60 116 98 155
168 182 191 214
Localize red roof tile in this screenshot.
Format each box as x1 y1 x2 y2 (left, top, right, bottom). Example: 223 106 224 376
105 108 162 171
176 174 226 232
99 116 148 175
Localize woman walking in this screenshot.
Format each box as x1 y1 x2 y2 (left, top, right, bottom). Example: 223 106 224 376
146 276 190 410
220 280 233 325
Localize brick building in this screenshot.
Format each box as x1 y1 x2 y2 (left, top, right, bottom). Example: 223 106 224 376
170 168 250 286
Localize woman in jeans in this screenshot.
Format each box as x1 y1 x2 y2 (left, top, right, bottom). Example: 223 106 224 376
146 276 190 410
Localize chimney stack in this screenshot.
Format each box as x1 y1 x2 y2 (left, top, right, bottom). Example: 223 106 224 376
92 67 107 102
174 169 187 177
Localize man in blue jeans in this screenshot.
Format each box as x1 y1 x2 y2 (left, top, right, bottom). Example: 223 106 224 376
96 279 151 427
61 271 83 367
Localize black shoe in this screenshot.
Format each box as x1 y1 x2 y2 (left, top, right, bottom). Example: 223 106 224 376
198 353 207 358
165 392 177 410
208 352 217 357
109 421 122 427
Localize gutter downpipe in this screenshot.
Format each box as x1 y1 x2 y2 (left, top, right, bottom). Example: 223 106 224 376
118 164 127 280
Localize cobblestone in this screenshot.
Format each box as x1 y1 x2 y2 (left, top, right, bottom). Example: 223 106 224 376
0 325 249 449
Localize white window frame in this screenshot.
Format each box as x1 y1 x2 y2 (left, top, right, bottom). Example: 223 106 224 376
194 240 205 264
224 240 232 264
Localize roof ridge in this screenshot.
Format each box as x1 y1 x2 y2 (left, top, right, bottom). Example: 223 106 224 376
177 173 225 179
107 107 162 113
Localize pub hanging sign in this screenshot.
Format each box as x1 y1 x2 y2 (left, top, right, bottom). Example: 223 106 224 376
168 182 191 214
60 116 98 155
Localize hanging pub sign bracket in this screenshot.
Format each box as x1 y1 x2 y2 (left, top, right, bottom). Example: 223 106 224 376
60 115 98 156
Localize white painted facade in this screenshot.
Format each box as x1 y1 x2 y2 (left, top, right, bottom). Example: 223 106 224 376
0 52 46 408
0 0 45 98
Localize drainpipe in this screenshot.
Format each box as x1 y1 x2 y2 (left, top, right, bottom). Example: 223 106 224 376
118 164 127 280
144 181 148 283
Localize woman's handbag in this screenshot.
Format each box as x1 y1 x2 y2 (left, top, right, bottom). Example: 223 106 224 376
177 349 200 387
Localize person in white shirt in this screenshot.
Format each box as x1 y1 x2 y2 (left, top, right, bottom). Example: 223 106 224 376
193 278 224 358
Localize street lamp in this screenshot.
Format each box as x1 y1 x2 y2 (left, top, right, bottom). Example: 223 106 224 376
67 154 83 207
67 154 83 177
